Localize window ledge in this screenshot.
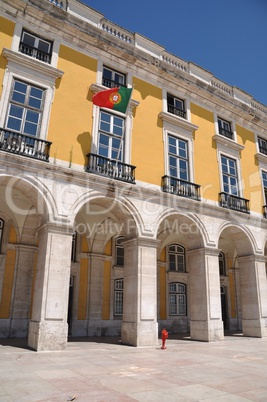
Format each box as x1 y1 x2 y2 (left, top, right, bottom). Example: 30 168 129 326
159 111 198 132
90 83 140 109
255 152 267 164
213 134 244 152
2 48 64 79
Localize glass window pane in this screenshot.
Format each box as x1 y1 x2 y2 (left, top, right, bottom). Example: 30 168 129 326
22 32 35 47
12 81 27 104
38 39 50 53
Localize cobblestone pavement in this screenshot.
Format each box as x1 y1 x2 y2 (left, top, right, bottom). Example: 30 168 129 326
0 333 267 401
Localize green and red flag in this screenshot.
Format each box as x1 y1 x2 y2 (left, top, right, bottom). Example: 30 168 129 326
92 87 132 113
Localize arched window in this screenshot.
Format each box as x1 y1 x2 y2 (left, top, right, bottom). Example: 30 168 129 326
0 219 4 253
219 251 226 276
169 282 186 315
168 244 185 272
115 236 124 266
114 278 123 315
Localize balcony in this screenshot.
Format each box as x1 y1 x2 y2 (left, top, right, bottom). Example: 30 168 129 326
0 129 51 162
167 104 186 119
102 78 127 89
162 175 201 200
19 42 51 64
218 127 233 139
259 145 267 155
86 153 136 184
219 192 250 214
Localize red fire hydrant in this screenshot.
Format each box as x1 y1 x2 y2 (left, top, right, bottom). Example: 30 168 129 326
161 328 168 349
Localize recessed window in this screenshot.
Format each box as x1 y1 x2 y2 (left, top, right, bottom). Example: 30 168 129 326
98 112 125 161
168 244 185 272
169 282 186 315
5 79 45 137
218 118 233 139
167 93 186 118
114 278 123 315
19 30 52 63
115 237 124 267
71 232 77 262
102 67 126 88
0 219 4 253
168 136 189 181
221 155 238 196
219 251 226 276
258 137 267 156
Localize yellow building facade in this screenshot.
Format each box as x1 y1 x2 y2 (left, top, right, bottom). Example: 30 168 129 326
0 0 267 351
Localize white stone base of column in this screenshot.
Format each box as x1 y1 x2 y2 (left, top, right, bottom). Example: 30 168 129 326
190 320 224 342
121 321 158 347
28 320 68 351
242 319 267 338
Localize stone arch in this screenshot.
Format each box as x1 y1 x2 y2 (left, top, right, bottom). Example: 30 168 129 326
217 222 255 257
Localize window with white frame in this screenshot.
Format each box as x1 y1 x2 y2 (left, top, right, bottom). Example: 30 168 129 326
167 93 186 118
19 30 52 64
168 244 185 272
0 219 4 253
218 117 233 139
98 111 125 161
5 79 45 137
102 66 126 88
168 135 189 181
114 278 123 315
219 251 226 276
262 171 267 204
258 137 267 156
169 282 186 315
115 237 124 267
221 155 239 195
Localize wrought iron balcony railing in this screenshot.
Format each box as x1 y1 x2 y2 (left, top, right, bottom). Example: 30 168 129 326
19 42 51 63
101 78 127 88
219 192 250 214
162 175 201 200
218 127 233 139
167 104 186 118
0 129 51 162
86 153 136 184
259 145 267 155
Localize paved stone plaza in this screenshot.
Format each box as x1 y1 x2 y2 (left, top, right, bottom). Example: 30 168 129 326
0 333 267 401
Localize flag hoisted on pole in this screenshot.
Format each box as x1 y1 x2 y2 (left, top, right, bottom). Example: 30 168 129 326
92 87 132 114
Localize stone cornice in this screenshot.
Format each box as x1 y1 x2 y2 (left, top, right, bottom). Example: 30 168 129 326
2 48 64 80
159 112 198 132
212 134 245 152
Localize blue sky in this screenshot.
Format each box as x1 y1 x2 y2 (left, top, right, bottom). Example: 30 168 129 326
81 0 267 106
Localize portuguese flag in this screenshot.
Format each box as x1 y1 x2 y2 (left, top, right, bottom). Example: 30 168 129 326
92 87 132 114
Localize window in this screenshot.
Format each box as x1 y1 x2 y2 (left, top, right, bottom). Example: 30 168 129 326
258 137 267 156
168 244 185 272
102 67 126 88
115 237 124 266
168 135 189 181
218 118 233 139
262 171 267 207
71 232 77 262
219 251 226 276
19 30 52 63
5 79 44 137
167 93 186 118
169 283 186 315
221 155 238 195
0 219 4 253
114 279 123 315
98 112 125 161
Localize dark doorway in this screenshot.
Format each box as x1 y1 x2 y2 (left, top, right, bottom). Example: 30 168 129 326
68 276 74 335
220 286 228 330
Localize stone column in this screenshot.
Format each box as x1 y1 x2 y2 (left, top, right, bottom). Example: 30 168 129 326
121 237 158 347
28 223 73 351
188 248 224 341
10 245 37 337
238 255 267 337
87 253 104 336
